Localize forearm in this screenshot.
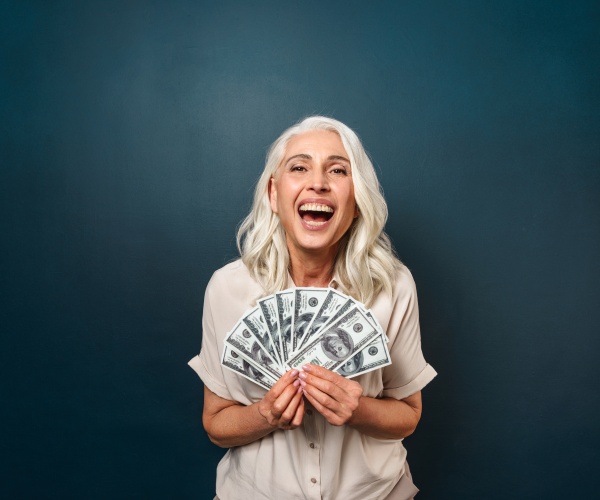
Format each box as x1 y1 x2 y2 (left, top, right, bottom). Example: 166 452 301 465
203 400 275 448
203 371 304 448
347 392 422 440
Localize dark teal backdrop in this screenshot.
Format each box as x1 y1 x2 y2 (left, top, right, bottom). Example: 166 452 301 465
2 1 599 498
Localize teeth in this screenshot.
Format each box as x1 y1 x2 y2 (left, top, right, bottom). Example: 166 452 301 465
299 203 334 213
304 220 327 227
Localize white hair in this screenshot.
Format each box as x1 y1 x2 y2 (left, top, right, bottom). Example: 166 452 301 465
236 116 401 306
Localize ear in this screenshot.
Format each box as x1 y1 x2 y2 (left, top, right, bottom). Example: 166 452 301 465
268 177 278 213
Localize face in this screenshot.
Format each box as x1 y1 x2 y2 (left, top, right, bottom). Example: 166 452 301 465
329 337 350 358
341 357 358 374
269 130 358 262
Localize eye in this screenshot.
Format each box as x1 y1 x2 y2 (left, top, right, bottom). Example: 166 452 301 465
329 166 348 175
290 164 307 172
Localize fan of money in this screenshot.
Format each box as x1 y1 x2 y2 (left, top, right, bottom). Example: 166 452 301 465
221 287 391 389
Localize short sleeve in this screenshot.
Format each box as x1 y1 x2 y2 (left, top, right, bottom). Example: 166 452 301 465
379 268 437 400
188 274 233 400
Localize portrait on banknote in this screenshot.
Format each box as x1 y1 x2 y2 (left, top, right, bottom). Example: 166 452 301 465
321 330 353 362
338 351 363 376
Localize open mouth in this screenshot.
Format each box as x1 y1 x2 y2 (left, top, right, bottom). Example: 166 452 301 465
299 203 334 227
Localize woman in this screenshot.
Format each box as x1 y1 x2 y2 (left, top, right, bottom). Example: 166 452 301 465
189 116 437 499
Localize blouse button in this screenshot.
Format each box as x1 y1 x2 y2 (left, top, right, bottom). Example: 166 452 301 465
306 409 313 416
310 478 317 484
309 442 315 449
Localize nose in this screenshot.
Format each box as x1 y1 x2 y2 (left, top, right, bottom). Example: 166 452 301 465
308 169 330 193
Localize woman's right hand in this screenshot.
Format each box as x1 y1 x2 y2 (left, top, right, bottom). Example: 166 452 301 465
203 369 304 447
258 369 305 430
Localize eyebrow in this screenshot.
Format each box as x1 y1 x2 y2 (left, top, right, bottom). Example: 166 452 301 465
284 154 350 165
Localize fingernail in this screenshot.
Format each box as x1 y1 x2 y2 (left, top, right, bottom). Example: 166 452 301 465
293 379 300 387
297 386 303 394
302 365 311 372
290 369 299 377
298 371 307 380
299 380 307 387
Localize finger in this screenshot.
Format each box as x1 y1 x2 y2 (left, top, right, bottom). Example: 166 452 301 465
298 370 347 402
301 364 341 382
278 388 304 427
302 390 342 426
300 370 361 425
289 397 305 428
267 369 300 400
273 368 300 393
301 366 363 401
270 381 302 419
300 380 338 411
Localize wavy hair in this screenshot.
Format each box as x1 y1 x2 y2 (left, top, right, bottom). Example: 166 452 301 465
236 116 401 306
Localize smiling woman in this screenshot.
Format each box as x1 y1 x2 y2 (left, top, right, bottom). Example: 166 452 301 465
237 117 400 306
189 116 437 500
269 129 358 277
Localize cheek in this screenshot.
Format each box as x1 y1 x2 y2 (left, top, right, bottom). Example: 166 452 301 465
341 183 357 216
271 177 300 214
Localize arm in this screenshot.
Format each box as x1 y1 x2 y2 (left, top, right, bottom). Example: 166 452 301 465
298 364 422 440
349 391 422 439
203 369 305 448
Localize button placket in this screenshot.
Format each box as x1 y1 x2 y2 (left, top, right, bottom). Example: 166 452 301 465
303 404 321 498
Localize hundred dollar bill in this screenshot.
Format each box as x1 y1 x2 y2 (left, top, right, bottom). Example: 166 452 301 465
221 344 276 390
298 289 355 349
335 335 391 379
242 306 282 370
359 307 389 343
292 288 329 353
257 294 284 366
275 290 295 363
224 319 284 380
287 306 380 371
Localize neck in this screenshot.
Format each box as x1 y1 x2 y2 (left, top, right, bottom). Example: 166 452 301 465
288 250 335 288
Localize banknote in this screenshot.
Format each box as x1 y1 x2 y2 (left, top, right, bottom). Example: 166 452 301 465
224 319 284 381
257 295 283 366
221 344 277 390
360 307 389 343
287 306 380 371
335 335 391 379
297 289 354 349
222 287 393 388
292 288 329 353
242 306 282 370
275 290 295 363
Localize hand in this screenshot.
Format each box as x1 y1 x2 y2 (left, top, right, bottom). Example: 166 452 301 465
298 364 363 426
257 369 305 430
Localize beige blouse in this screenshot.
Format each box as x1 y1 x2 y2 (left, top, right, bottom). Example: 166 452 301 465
189 259 437 500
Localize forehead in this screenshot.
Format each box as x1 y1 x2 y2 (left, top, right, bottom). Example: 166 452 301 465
284 129 348 158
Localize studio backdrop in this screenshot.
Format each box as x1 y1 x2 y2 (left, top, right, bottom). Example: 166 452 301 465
2 1 599 498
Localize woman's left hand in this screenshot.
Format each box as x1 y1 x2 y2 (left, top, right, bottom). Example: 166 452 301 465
297 364 363 426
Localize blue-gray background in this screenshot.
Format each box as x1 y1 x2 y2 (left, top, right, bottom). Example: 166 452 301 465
2 0 599 498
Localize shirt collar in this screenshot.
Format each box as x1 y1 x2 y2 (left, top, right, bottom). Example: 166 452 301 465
285 269 340 289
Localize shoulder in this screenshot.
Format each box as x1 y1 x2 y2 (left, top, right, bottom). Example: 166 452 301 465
390 262 418 302
210 259 251 284
206 259 264 305
370 263 418 331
